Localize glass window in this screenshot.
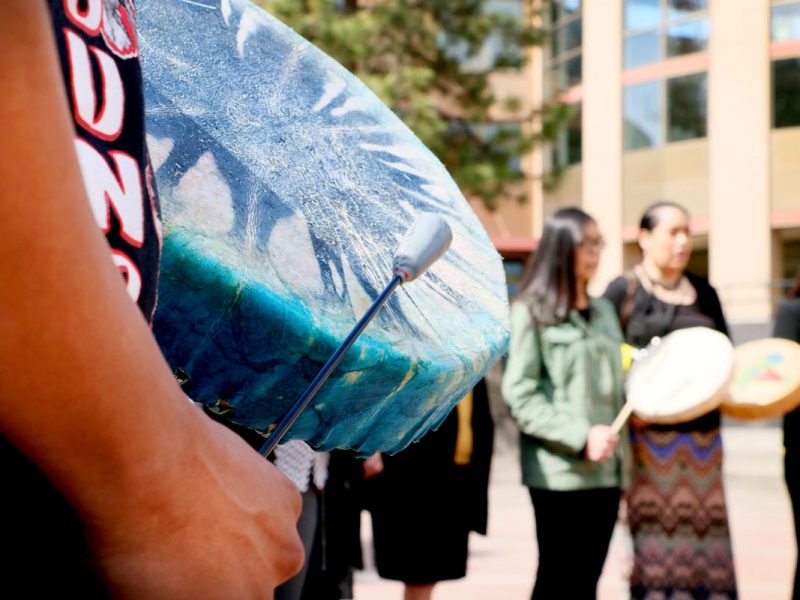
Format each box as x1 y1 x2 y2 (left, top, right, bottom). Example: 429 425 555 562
780 239 800 296
772 3 800 41
624 0 710 71
485 0 523 16
459 34 503 72
560 18 583 54
624 30 661 68
686 247 709 279
625 0 662 32
553 104 582 167
474 122 524 173
551 25 561 58
442 36 499 73
549 57 582 90
667 18 709 57
563 0 581 18
546 67 561 92
624 81 663 149
562 55 582 88
548 2 582 90
667 72 707 142
774 58 800 128
443 0 524 73
668 0 707 20
552 0 581 23
566 104 582 165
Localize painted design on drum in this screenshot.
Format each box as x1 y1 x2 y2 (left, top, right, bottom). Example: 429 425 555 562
138 0 509 453
735 353 785 386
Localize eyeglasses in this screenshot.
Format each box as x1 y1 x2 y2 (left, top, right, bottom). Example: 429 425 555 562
578 238 606 251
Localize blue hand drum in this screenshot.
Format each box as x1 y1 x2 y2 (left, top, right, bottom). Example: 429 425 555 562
138 0 510 454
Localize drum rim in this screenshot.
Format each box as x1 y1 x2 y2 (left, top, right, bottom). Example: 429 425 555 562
721 337 800 420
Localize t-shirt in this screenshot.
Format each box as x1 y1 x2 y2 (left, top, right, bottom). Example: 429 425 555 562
0 3 162 593
47 0 162 321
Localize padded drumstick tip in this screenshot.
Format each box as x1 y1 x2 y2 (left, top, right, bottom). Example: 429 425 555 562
392 213 453 282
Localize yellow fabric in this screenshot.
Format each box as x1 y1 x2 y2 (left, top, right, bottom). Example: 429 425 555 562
621 343 636 374
454 390 474 465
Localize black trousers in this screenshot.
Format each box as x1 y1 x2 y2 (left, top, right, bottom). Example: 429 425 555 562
528 487 621 600
787 451 800 600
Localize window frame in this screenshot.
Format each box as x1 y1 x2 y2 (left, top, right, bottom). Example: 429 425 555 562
623 70 708 151
622 0 709 70
545 1 584 169
771 1 800 42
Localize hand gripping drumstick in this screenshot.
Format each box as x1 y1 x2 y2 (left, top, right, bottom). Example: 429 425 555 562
259 213 453 457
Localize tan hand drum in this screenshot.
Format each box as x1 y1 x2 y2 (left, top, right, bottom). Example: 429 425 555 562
613 327 735 430
721 338 800 420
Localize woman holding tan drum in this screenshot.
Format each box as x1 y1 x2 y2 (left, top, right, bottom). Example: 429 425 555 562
603 201 738 600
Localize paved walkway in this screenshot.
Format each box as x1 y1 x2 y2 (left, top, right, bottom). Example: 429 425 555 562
353 422 796 600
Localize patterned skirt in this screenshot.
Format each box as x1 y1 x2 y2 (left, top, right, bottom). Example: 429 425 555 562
628 414 738 600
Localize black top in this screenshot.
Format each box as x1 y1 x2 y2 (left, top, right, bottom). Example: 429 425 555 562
671 302 716 331
604 271 728 348
773 297 800 452
603 271 729 433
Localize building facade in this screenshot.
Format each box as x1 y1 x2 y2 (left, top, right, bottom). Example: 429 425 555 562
473 0 800 340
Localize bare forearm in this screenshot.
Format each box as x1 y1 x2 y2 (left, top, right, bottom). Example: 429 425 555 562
0 4 304 591
0 0 196 521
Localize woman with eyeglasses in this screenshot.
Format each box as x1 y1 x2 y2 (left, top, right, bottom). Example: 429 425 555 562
603 201 737 600
502 206 630 600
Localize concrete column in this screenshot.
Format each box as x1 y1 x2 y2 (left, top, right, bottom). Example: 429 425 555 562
708 0 772 331
582 0 624 293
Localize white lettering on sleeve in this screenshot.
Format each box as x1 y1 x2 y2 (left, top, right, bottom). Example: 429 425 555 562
64 0 103 36
112 250 142 301
75 139 145 247
64 29 125 141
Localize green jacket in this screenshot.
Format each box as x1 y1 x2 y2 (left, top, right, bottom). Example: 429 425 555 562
501 297 631 491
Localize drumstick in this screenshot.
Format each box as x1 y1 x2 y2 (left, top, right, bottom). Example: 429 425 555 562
611 398 636 434
259 214 453 457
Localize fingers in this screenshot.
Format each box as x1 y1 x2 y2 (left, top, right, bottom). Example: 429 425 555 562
599 437 618 462
261 463 305 581
600 433 619 461
362 453 384 479
586 426 620 463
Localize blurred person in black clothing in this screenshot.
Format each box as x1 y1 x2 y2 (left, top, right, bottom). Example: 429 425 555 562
773 267 800 600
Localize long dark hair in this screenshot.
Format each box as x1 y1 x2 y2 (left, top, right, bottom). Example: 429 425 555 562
639 200 689 232
515 207 595 325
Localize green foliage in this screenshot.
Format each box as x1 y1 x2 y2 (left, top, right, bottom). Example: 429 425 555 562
255 0 560 210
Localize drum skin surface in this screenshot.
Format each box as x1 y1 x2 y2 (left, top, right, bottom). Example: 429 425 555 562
626 327 734 424
722 338 800 420
137 0 509 454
